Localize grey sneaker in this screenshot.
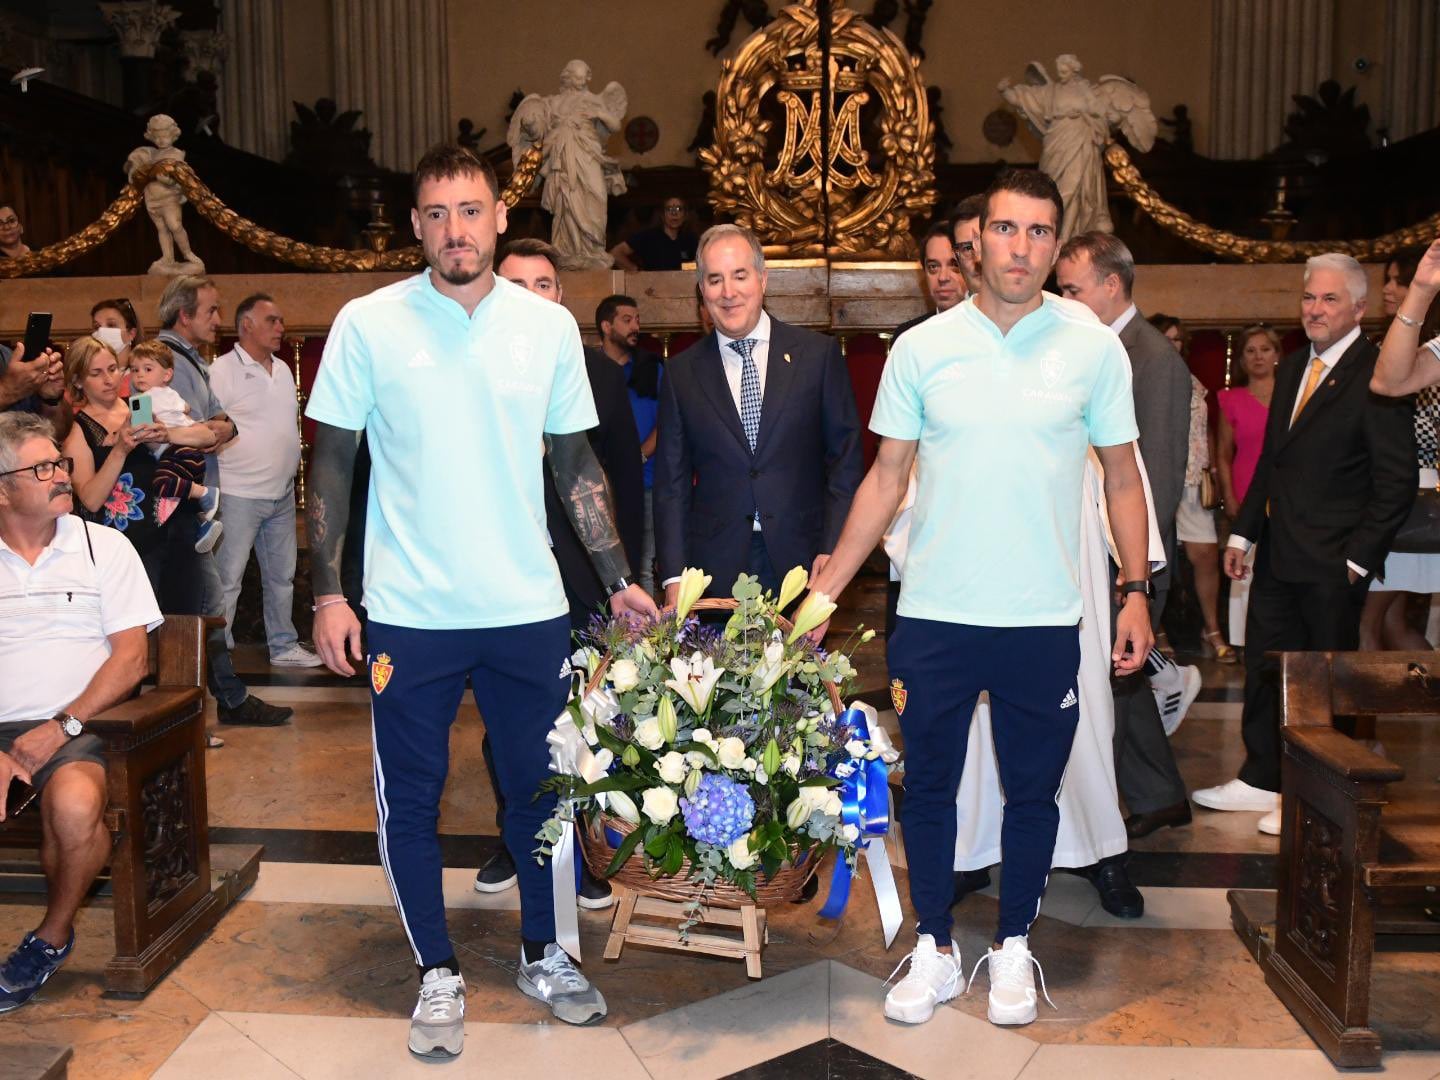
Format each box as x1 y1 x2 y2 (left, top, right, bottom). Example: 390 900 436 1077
408 967 465 1059
517 944 607 1025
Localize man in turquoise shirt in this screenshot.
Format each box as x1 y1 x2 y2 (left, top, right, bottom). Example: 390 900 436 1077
807 169 1153 1029
305 144 656 1061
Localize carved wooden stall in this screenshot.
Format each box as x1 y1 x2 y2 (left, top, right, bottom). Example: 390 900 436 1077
0 616 261 996
1229 651 1440 1068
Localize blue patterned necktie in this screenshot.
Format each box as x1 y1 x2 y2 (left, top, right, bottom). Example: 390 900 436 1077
729 337 762 451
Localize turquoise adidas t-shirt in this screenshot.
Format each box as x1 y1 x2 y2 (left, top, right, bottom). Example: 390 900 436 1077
872 293 1138 627
306 272 598 629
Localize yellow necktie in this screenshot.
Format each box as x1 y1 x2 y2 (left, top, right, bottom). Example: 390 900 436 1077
1291 357 1327 425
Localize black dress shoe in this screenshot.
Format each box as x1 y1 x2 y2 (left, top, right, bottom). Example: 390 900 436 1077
1083 860 1144 918
217 695 293 727
1124 801 1191 840
953 867 991 906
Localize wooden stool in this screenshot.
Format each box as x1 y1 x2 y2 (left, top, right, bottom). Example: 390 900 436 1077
603 887 770 978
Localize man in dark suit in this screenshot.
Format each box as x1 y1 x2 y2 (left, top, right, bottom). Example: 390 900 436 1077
472 237 641 904
654 224 862 602
1056 232 1194 916
1206 253 1415 835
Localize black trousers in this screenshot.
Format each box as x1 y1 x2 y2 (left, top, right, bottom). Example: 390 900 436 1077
1238 539 1368 792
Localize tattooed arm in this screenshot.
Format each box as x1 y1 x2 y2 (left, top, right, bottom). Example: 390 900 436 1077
307 421 364 675
545 430 659 618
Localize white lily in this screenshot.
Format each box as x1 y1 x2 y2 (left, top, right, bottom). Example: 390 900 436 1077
786 590 837 644
753 632 791 692
607 789 641 825
665 651 725 714
777 565 809 611
674 567 712 622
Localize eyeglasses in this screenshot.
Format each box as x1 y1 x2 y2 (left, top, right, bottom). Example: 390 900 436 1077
0 457 73 482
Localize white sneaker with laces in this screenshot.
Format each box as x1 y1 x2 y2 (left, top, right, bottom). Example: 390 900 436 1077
968 935 1055 1026
408 967 465 1059
270 644 324 668
1191 777 1280 812
516 943 607 1025
883 934 962 1024
1155 664 1202 737
1257 807 1282 835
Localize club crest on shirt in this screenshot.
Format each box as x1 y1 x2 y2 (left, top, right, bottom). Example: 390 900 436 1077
509 334 533 375
1041 351 1066 388
371 652 395 695
890 678 907 716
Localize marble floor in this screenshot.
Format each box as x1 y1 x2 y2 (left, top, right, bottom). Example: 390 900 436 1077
3 585 1439 1079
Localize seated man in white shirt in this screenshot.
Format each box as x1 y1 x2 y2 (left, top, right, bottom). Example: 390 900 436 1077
210 293 318 667
0 412 162 1012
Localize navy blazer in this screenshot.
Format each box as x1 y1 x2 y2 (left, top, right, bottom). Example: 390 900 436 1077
1232 333 1415 583
653 316 862 593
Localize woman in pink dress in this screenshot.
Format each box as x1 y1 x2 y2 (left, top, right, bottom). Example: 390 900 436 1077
1217 325 1280 646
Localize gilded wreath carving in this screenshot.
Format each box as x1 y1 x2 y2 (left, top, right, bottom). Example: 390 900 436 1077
701 0 935 258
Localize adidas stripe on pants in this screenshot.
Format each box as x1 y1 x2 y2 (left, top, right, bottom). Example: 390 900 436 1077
889 616 1082 947
368 616 571 967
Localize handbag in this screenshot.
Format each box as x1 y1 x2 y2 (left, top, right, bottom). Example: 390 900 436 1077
1391 486 1440 554
1198 468 1220 511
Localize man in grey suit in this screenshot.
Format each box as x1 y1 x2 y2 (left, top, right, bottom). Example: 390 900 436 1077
1055 232 1193 911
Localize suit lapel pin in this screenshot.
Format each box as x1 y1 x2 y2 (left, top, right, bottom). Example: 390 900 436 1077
784 353 791 363
1328 378 1336 386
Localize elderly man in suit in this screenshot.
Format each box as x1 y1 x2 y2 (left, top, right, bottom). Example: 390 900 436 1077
1055 231 1194 911
1205 253 1415 835
654 224 862 601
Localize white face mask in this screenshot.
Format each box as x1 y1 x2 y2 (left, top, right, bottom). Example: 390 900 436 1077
92 326 127 353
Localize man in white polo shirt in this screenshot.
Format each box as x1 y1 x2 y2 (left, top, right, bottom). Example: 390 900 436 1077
806 169 1153 1029
211 293 318 668
304 144 656 1062
0 412 161 1012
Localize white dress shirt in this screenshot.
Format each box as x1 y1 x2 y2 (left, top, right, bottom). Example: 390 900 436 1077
1107 302 1139 336
715 309 773 413
1227 323 1368 576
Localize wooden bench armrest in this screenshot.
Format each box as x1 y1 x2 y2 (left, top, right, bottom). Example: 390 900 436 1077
152 615 220 689
86 687 204 738
1282 726 1406 783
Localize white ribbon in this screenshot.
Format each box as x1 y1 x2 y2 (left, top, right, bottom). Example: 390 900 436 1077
550 821 581 961
850 700 900 764
850 701 902 946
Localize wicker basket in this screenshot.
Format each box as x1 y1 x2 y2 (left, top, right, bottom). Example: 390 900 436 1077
577 596 839 909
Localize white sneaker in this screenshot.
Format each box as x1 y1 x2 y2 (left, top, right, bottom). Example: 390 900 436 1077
1191 778 1280 812
883 934 962 1024
967 935 1055 1026
1155 664 1202 737
269 644 324 668
408 967 464 1059
1257 808 1282 835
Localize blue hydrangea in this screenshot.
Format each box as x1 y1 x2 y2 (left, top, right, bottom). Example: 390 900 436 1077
680 773 755 847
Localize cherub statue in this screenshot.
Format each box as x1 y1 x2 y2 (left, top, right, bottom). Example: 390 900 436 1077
124 114 205 275
508 60 627 270
999 55 1156 242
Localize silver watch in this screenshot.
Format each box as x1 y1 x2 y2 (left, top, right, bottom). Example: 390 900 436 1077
53 713 84 738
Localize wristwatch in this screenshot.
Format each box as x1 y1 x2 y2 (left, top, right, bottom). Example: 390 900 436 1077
605 576 633 598
1119 580 1152 601
52 712 84 738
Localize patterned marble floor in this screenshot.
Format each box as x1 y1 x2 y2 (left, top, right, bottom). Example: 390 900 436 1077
2 584 1439 1079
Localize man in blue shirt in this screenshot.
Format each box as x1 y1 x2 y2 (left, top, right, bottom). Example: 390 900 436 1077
594 294 660 593
306 144 656 1061
805 169 1153 1029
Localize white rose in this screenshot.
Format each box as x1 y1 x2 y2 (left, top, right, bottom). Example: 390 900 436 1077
692 728 715 746
641 785 679 825
633 717 665 750
656 751 688 785
728 834 757 870
840 823 860 843
822 791 843 817
845 738 867 759
782 754 801 777
717 737 748 769
742 756 757 772
685 751 710 769
608 658 641 692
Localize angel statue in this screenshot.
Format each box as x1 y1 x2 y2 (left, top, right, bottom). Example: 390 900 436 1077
509 60 628 270
999 54 1156 243
124 114 205 275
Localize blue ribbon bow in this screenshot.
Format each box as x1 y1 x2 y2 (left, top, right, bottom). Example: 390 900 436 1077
818 707 893 922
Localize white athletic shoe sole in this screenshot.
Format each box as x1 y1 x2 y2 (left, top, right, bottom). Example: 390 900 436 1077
988 996 1038 1026
884 993 945 1024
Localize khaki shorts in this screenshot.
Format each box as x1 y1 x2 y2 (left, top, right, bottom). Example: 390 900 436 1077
0 720 106 794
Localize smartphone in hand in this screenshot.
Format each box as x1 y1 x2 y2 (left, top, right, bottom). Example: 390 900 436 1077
4 777 37 821
130 393 153 426
21 312 52 362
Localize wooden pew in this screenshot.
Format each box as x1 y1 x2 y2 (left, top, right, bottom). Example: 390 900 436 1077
1229 651 1440 1068
0 615 261 995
